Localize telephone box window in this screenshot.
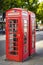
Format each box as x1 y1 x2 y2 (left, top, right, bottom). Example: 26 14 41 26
24 33 27 44
9 19 18 55
10 52 18 55
23 19 28 44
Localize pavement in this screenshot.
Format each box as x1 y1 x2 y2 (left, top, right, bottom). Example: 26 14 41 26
0 32 43 65
0 35 6 41
0 35 6 56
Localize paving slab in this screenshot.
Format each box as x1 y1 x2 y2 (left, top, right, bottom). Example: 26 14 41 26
0 53 43 65
0 35 43 65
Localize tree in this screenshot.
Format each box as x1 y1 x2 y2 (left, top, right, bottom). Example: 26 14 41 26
0 0 38 12
0 0 4 12
37 2 43 23
23 0 38 13
0 0 40 23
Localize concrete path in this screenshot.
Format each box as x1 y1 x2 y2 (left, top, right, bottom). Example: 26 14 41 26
0 35 6 41
0 31 43 65
0 40 43 65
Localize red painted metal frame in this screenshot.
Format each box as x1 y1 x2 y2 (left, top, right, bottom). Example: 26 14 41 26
28 11 36 56
6 8 29 61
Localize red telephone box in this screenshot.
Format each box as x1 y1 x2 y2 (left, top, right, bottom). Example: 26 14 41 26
6 8 29 61
28 11 36 56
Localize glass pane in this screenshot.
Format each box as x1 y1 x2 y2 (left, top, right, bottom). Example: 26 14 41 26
24 33 27 44
24 28 27 32
24 46 28 53
24 20 27 24
32 36 34 48
24 23 27 27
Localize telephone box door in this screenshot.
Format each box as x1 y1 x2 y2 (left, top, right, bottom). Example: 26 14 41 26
6 17 22 61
